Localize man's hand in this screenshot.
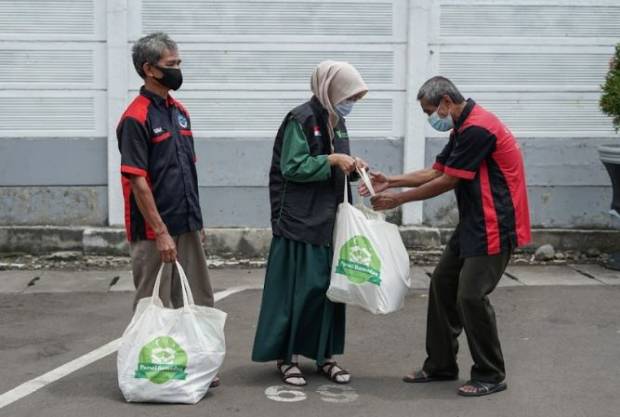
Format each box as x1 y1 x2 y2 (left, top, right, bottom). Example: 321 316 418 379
370 173 459 209
200 228 207 244
156 230 177 263
371 191 403 211
328 153 356 174
359 171 390 197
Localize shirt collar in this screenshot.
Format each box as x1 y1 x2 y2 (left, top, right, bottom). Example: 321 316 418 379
140 86 175 108
454 98 476 130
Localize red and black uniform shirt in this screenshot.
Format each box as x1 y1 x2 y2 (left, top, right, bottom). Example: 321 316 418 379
433 99 531 257
117 87 202 242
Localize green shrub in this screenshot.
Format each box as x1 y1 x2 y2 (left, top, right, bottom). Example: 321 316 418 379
600 43 620 132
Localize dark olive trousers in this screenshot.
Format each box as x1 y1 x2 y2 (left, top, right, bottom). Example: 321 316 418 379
422 245 511 383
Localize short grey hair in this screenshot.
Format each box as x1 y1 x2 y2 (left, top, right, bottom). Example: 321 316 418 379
417 76 465 106
132 32 178 79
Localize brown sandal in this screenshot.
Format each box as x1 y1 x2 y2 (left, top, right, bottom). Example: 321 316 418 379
318 361 351 384
277 362 307 386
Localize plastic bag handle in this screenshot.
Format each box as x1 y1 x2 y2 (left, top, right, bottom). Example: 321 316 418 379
175 261 196 307
151 265 165 305
343 173 349 204
357 167 376 197
151 261 195 308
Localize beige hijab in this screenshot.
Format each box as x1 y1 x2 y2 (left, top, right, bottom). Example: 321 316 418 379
310 60 368 140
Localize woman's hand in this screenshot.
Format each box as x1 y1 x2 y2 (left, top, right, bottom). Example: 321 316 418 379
328 153 356 174
354 157 368 172
359 171 391 196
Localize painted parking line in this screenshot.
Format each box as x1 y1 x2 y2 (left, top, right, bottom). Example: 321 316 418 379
0 285 258 409
0 338 121 409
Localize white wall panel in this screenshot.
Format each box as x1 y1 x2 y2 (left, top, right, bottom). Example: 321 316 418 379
0 0 106 140
439 0 620 41
425 92 616 138
0 42 106 89
132 0 407 43
131 0 407 141
438 45 613 91
0 91 106 137
128 43 406 91
433 0 620 137
0 0 106 41
141 91 405 138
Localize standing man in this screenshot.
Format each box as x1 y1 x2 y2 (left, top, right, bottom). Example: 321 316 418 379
362 76 530 397
117 33 217 386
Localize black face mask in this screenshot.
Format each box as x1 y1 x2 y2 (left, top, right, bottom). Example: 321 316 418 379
154 65 183 91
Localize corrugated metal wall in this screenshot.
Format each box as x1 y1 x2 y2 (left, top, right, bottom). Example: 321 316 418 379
125 0 408 227
423 0 619 228
0 0 618 228
0 0 107 225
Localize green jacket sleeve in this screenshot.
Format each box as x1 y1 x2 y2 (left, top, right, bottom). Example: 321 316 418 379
280 119 331 183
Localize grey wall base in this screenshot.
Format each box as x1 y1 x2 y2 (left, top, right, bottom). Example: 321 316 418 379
0 137 614 228
1 226 619 258
424 186 616 228
425 137 615 228
0 186 108 226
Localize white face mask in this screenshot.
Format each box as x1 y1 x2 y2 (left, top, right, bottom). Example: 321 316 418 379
335 100 355 118
428 107 454 132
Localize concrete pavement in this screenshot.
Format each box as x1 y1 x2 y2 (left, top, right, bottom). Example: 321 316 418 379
1 264 618 295
0 265 619 417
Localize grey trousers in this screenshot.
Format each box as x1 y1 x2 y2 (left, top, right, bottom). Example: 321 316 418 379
423 245 511 383
130 231 214 310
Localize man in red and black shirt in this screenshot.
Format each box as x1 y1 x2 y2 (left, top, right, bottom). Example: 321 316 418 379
117 33 215 352
364 76 530 397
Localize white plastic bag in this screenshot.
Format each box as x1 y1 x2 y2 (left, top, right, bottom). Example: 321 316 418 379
117 261 226 404
327 169 411 314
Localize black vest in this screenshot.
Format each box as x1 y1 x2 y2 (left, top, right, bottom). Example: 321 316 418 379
269 96 353 246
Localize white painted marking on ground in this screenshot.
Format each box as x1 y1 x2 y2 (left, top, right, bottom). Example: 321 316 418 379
265 384 359 404
213 285 261 303
0 285 254 409
316 385 359 403
265 385 307 402
0 338 121 409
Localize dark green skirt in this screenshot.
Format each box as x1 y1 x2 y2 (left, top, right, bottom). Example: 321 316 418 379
251 236 345 364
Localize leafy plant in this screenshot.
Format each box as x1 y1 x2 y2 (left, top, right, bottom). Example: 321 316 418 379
600 43 620 132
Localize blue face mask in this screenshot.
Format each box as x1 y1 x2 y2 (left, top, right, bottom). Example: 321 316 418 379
335 100 355 118
428 107 454 132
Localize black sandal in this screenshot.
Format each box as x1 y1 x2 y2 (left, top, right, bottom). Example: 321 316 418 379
458 380 507 397
318 361 351 384
403 369 458 383
277 362 307 386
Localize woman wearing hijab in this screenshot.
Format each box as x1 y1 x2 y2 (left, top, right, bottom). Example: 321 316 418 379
251 61 369 386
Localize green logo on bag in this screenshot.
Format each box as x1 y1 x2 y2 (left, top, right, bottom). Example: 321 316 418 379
135 336 188 384
336 235 381 286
